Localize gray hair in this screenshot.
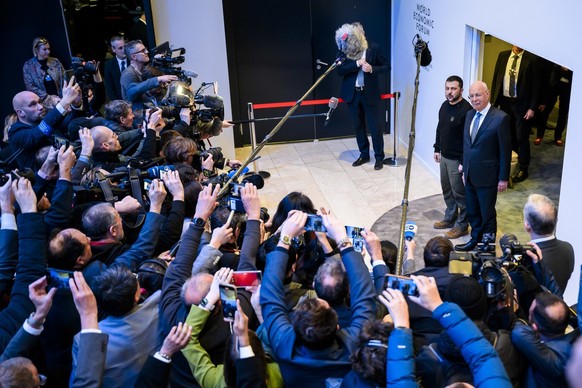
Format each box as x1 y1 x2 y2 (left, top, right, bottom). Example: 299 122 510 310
523 194 557 235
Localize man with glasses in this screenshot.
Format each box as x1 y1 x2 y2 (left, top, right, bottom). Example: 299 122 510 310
104 36 129 101
120 40 177 116
455 81 512 252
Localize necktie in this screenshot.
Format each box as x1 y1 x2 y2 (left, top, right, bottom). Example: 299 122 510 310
121 60 126 73
471 112 482 143
509 54 518 97
356 68 364 87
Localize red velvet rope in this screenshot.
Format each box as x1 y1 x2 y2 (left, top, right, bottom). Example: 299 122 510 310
252 93 395 110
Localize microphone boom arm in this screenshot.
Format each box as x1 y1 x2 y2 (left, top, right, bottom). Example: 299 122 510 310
217 59 342 198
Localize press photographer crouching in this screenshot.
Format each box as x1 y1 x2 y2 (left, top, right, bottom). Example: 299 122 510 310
469 234 563 332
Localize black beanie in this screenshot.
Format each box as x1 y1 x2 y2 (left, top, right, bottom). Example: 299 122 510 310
445 276 487 321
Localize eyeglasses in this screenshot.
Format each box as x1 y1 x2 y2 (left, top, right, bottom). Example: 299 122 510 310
132 47 148 55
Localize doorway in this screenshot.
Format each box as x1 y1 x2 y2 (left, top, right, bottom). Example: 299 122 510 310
466 28 571 242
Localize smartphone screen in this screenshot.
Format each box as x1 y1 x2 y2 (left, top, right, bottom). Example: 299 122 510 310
231 271 262 288
384 274 419 296
305 214 326 232
345 225 364 252
46 268 74 290
219 283 237 322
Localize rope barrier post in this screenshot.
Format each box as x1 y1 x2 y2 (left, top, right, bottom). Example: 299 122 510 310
247 102 259 174
384 91 406 167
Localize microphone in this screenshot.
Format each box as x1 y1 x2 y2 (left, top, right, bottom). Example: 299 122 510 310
323 97 339 127
413 34 432 67
182 70 198 78
194 95 224 109
404 220 417 241
316 59 329 69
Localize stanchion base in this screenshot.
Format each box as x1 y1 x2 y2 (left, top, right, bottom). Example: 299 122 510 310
383 157 407 167
250 170 270 179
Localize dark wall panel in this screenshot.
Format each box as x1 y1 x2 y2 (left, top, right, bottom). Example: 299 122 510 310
224 0 391 147
1 0 71 128
225 0 314 145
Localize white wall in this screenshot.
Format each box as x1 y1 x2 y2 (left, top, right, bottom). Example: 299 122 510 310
150 0 235 158
392 0 582 303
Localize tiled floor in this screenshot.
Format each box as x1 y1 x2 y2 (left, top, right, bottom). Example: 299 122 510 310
235 135 442 228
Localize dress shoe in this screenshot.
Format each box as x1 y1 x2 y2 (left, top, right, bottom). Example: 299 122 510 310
555 139 564 146
352 156 370 167
534 138 542 145
454 240 477 252
433 220 455 229
445 227 469 239
374 160 383 170
513 169 529 183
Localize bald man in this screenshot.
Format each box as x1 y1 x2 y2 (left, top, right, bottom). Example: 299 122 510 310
455 81 512 252
91 126 122 153
9 78 80 169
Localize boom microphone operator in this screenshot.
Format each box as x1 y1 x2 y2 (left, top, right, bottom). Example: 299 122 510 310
335 22 368 60
323 97 339 127
413 34 432 67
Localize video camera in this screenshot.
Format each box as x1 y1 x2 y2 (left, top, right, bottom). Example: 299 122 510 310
73 161 176 207
150 46 197 84
69 57 98 114
0 168 35 186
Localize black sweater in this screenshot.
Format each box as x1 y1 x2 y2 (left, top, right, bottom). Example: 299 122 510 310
434 98 472 160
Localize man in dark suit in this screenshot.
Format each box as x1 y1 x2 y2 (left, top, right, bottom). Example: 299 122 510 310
336 23 388 170
455 81 512 252
491 46 540 183
523 193 575 292
104 36 128 101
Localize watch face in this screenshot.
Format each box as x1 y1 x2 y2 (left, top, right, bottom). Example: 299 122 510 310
193 218 205 227
281 235 291 244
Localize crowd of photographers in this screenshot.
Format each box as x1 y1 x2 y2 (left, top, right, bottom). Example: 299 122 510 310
0 35 580 388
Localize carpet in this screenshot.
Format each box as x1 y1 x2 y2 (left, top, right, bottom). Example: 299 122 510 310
371 121 566 271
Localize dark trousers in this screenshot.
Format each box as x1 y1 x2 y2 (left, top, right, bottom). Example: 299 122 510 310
465 176 498 242
347 90 385 161
499 97 531 168
537 82 571 141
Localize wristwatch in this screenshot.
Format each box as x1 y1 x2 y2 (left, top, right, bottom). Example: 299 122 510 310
337 237 353 249
279 235 291 246
198 297 214 310
192 217 206 227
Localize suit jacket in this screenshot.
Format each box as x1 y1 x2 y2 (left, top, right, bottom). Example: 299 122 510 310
104 57 128 101
71 332 109 388
71 291 161 388
336 43 388 105
536 238 575 292
491 50 540 114
462 106 512 187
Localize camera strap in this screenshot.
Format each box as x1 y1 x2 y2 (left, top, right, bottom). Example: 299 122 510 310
126 168 146 229
95 171 118 203
95 169 146 229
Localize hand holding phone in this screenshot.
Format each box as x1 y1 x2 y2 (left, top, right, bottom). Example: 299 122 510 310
46 268 75 290
305 214 327 232
231 271 262 288
384 274 419 296
219 283 237 322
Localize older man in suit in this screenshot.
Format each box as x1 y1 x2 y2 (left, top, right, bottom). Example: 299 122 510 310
336 23 388 170
104 36 128 101
491 46 540 183
455 81 512 252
